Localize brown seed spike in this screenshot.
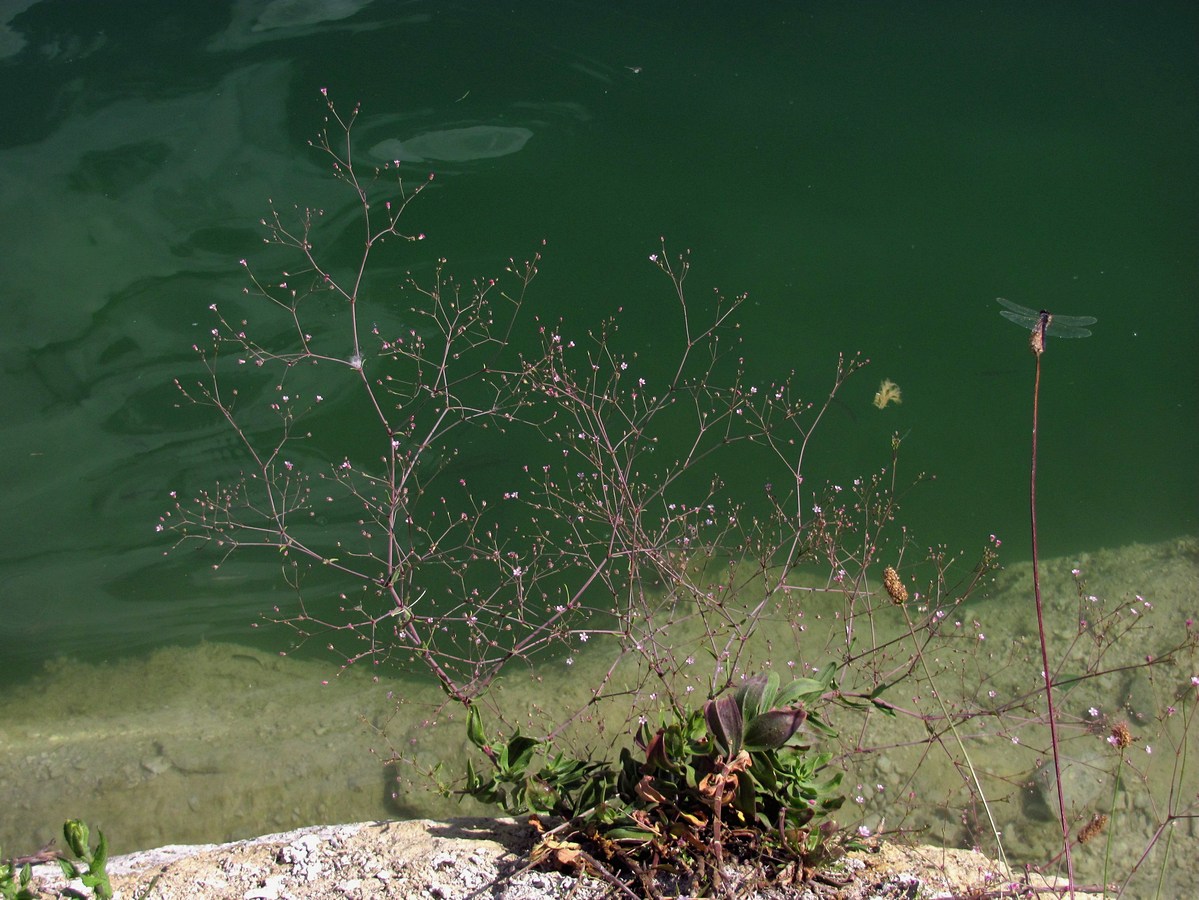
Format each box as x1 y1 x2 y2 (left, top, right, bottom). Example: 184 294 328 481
1110 721 1135 749
1029 323 1046 356
1077 812 1109 845
883 566 908 604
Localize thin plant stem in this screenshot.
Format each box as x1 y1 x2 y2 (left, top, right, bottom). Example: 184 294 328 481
898 602 1011 876
1102 752 1125 898
1151 824 1173 900
1029 349 1076 897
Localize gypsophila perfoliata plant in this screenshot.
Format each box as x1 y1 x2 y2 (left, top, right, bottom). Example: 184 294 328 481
160 91 872 740
164 93 1199 898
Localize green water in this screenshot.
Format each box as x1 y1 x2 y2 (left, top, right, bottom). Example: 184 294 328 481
1 0 1196 881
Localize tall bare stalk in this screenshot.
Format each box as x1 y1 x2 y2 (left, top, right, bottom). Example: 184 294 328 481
1001 297 1097 897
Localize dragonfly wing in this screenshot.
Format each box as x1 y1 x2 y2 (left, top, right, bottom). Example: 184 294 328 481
1045 312 1097 338
996 297 1040 318
1000 309 1036 329
998 297 1097 338
1044 322 1094 338
1048 313 1098 327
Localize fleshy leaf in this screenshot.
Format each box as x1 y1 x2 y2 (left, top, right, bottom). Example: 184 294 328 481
703 695 743 756
735 673 779 719
744 706 808 751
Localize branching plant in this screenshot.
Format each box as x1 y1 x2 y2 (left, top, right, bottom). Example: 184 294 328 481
163 95 1198 898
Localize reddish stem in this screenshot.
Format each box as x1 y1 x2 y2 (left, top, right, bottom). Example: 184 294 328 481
1029 350 1076 896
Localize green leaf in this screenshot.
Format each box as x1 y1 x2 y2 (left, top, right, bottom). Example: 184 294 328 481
604 826 657 842
575 776 612 812
466 705 487 749
868 679 894 700
86 830 113 900
773 676 826 708
504 734 540 775
523 777 557 814
735 672 779 719
749 753 780 793
803 711 837 738
57 859 81 880
870 697 897 717
92 829 108 872
734 765 758 818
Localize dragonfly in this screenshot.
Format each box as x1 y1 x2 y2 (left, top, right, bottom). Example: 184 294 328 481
996 297 1096 354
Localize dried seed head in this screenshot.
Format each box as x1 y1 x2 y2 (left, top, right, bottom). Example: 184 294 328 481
1077 812 1109 845
883 566 908 604
1110 721 1135 749
873 379 902 409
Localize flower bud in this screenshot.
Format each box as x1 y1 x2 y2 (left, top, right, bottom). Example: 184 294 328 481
64 819 90 859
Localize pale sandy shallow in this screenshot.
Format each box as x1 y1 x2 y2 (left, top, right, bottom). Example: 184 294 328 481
3 537 1196 895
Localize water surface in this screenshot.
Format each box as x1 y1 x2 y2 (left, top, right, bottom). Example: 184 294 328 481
1 0 1195 882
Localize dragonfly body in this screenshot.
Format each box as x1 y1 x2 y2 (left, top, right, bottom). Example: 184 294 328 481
996 297 1096 355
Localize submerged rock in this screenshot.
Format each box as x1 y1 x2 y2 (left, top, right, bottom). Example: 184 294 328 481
371 126 533 163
